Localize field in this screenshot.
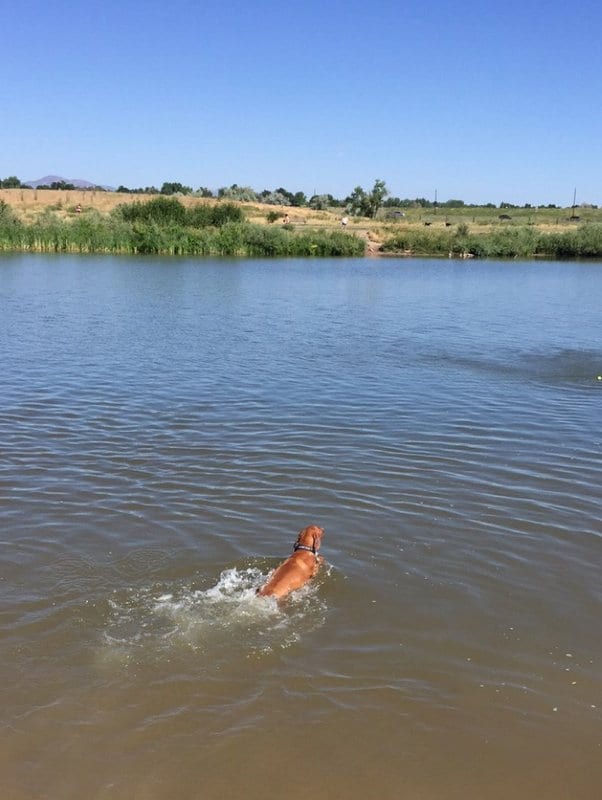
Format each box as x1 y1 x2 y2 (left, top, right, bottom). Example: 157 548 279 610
0 188 331 226
378 203 602 231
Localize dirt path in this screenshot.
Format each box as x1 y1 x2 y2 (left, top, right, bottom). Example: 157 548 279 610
356 228 383 257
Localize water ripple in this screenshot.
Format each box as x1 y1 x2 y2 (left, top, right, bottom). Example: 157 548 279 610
2 256 602 798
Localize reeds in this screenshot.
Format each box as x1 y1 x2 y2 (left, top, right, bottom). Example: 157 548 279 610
0 201 365 257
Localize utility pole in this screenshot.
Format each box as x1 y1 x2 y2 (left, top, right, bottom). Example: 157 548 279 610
571 187 577 219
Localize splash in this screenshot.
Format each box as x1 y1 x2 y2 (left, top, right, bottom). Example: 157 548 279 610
100 565 328 669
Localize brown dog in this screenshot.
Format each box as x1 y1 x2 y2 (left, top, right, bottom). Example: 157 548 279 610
257 525 325 600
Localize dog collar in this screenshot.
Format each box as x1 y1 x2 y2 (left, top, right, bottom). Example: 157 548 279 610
293 543 317 555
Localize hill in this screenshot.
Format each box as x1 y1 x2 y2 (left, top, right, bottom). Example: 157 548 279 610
24 175 113 190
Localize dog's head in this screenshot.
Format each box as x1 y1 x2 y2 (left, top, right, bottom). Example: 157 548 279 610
296 524 324 552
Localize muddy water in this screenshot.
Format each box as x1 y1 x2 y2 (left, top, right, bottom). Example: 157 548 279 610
1 254 601 799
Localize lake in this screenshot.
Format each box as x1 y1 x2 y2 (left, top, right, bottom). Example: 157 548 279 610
1 254 601 800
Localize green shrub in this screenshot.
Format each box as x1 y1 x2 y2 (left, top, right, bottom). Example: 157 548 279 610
205 202 245 227
115 197 245 230
116 196 187 226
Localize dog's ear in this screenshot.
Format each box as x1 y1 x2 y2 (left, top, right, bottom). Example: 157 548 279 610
311 527 323 550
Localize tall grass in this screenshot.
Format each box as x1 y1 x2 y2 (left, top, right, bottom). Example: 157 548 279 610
382 224 602 258
0 202 364 257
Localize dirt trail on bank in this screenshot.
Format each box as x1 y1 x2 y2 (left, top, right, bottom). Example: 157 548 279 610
356 228 383 256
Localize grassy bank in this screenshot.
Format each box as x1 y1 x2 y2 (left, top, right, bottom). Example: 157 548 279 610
2 189 602 259
0 198 365 258
381 223 602 259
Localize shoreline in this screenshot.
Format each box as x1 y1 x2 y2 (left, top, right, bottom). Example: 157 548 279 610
2 189 602 259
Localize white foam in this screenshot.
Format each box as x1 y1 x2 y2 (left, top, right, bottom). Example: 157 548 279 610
99 565 327 669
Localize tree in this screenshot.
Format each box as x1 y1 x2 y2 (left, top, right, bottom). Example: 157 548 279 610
346 185 368 216
261 191 289 206
309 194 331 211
346 180 389 218
258 187 305 206
291 191 307 207
161 181 192 195
50 180 75 190
217 184 258 202
365 179 388 218
0 175 22 188
272 187 293 204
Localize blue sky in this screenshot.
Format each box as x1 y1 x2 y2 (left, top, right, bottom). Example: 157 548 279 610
1 0 599 205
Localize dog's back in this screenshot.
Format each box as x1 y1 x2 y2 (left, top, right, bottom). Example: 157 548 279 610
257 525 324 600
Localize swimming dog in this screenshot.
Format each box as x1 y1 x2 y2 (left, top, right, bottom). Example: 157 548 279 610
257 525 324 600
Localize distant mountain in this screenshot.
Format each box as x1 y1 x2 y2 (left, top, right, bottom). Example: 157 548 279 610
24 175 114 190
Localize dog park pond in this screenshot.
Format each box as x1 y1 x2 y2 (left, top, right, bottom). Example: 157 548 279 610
1 253 601 799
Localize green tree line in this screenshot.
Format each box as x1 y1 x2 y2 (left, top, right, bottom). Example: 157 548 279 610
5 174 588 214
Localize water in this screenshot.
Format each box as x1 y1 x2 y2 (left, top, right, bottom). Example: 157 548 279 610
1 254 601 800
